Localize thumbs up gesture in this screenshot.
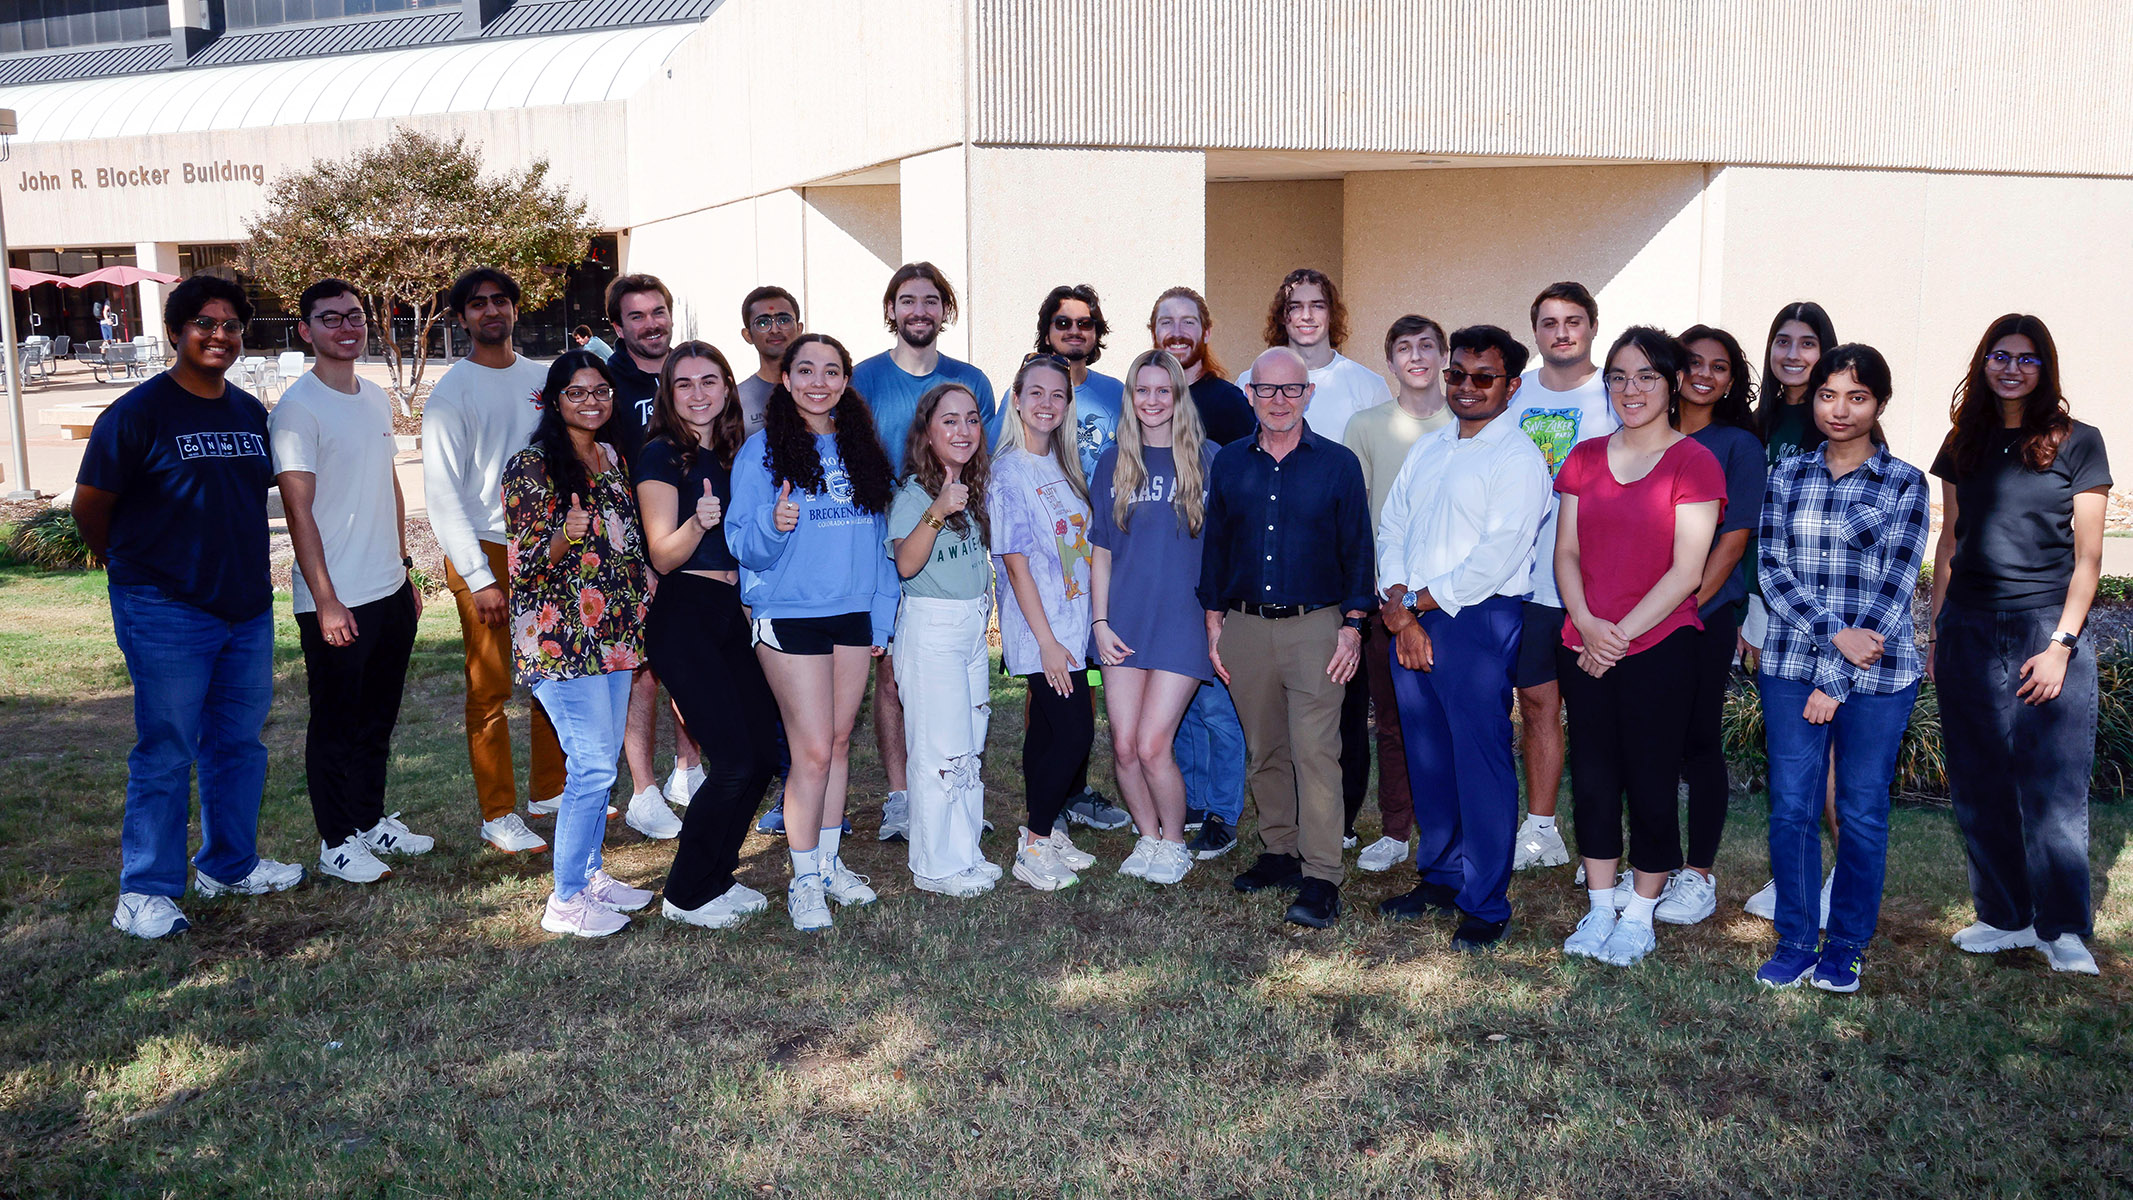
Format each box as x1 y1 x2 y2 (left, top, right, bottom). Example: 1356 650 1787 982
773 480 800 532
932 477 971 519
695 478 724 530
563 492 592 541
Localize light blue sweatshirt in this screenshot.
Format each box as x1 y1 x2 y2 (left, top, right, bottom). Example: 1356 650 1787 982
728 429 902 645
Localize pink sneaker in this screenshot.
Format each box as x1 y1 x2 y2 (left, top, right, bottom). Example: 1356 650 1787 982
541 891 628 938
582 869 654 913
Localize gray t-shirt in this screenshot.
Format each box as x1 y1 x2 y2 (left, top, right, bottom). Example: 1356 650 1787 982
887 477 991 601
736 374 773 439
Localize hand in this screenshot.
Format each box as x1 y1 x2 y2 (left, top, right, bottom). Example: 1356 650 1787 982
1039 637 1078 698
317 598 358 647
562 493 592 542
1207 614 1230 686
1395 621 1433 671
695 479 723 529
1093 622 1134 666
1737 631 1759 674
773 481 800 533
1327 624 1362 684
409 580 424 621
1378 586 1413 634
1924 640 1935 683
1803 688 1839 724
1574 614 1629 665
2017 645 2071 705
932 478 971 519
1832 626 1886 670
472 584 508 628
1576 648 1613 679
871 643 887 659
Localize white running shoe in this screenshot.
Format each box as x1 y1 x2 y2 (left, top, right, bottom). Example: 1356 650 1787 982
725 881 770 914
625 786 683 840
318 835 392 884
528 794 616 820
1951 921 2040 953
1817 871 1834 928
1012 831 1080 891
583 869 655 913
878 791 910 841
1342 833 1359 850
972 859 1005 882
1141 840 1194 886
1118 835 1162 879
481 813 548 853
788 874 833 931
662 885 757 929
359 812 433 857
1356 836 1409 873
1563 908 1618 960
112 893 189 939
1597 918 1657 966
1743 874 1833 926
2041 933 2100 975
913 867 996 898
1608 872 1639 911
542 890 628 937
823 858 878 906
1512 816 1570 870
1046 827 1096 871
664 761 704 807
194 858 306 898
1656 870 1717 925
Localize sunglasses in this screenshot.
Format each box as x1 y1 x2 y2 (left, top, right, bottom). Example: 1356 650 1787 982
1442 367 1504 388
1051 315 1097 332
186 317 245 336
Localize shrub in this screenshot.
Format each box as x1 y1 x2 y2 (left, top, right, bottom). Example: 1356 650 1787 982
3 508 93 570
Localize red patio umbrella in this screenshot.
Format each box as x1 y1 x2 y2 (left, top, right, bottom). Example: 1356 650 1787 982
7 268 68 290
66 265 181 287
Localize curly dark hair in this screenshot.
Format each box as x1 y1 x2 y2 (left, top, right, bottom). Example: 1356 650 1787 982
1944 313 2072 479
1034 284 1109 365
901 381 992 546
529 350 625 505
647 339 745 474
1262 268 1348 351
1677 324 1760 437
764 333 895 515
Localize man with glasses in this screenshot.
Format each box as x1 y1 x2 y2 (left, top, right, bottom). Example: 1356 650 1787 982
76 274 308 938
1373 325 1549 951
270 279 433 885
737 285 803 438
422 267 566 855
1202 347 1376 929
1505 282 1617 873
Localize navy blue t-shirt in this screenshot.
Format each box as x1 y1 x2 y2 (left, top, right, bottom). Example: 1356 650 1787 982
1190 375 1256 446
76 372 273 621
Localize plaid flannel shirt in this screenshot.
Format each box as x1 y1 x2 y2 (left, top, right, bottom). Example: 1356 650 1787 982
1757 446 1929 701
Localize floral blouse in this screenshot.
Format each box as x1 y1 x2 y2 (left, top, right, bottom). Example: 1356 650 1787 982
503 443 650 685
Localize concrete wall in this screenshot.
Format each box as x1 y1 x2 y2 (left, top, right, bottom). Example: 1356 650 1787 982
1204 179 1344 382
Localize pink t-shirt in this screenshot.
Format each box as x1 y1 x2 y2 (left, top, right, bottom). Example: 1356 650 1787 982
1555 437 1727 655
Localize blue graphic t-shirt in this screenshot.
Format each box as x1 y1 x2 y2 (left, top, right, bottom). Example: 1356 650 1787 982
1506 368 1617 607
76 371 273 621
1072 369 1124 480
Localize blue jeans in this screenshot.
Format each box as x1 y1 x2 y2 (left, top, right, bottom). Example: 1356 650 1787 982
1760 672 1918 954
109 584 273 897
531 671 631 901
1174 677 1246 825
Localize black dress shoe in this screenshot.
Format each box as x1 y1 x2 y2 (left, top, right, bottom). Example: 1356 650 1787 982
1377 879 1460 921
1285 878 1341 928
1451 912 1510 952
1232 852 1305 893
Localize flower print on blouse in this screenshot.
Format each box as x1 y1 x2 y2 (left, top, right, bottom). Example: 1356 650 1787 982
502 443 650 686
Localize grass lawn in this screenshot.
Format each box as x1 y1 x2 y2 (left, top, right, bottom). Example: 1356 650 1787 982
1 563 2129 1198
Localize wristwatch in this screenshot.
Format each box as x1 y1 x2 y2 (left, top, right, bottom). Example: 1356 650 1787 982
1400 590 1422 614
2051 630 2080 653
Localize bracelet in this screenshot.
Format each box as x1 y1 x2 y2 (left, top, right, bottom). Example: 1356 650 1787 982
1092 617 1110 626
922 511 947 531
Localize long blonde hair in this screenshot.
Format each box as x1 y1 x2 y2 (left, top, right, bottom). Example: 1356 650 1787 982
997 353 1088 501
1111 349 1207 535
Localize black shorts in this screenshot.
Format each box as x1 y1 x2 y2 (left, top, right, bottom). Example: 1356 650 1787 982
750 611 872 655
1515 602 1568 689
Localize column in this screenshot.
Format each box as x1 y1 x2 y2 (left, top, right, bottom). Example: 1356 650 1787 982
135 241 180 341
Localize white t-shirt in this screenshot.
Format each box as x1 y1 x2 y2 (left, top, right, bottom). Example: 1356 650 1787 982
269 372 404 614
1238 350 1391 445
419 354 548 591
1505 366 1617 607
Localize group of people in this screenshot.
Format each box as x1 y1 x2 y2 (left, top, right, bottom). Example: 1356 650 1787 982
79 261 2110 991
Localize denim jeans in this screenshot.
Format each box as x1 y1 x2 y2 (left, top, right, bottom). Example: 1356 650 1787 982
1936 601 2098 940
530 671 631 901
109 584 274 897
1174 678 1246 825
1760 672 1919 954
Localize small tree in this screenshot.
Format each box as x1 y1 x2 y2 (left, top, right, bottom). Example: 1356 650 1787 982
244 128 596 413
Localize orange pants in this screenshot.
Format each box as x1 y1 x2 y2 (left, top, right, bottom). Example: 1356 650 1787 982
446 541 565 820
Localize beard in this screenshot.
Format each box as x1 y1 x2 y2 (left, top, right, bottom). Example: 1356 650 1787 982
900 318 940 350
1162 338 1205 370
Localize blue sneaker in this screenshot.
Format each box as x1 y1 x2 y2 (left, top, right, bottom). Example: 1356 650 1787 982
1755 946 1819 989
1812 945 1864 993
755 800 786 836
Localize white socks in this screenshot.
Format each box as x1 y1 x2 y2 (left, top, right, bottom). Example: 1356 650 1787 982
1531 814 1557 830
789 846 820 880
1587 888 1615 916
1621 889 1660 928
818 823 843 867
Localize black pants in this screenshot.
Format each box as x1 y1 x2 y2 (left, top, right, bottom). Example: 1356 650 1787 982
295 582 418 846
1339 668 1370 835
1022 671 1093 836
1680 603 1741 868
1559 627 1696 874
648 573 779 909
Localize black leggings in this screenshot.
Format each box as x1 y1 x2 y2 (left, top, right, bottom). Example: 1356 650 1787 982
1022 671 1093 836
647 573 779 908
1559 626 1696 874
1339 668 1370 833
1680 603 1741 868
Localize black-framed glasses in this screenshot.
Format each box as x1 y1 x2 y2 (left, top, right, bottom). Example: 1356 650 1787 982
750 312 796 331
1984 350 2044 372
561 386 614 403
187 317 245 336
1051 315 1097 331
310 310 366 330
1603 370 1667 393
1247 382 1309 399
1442 367 1504 389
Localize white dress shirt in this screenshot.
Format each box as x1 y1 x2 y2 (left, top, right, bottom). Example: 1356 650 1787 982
1375 409 1551 617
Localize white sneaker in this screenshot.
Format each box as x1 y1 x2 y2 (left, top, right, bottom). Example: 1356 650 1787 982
481 813 548 853
1655 870 1717 925
1951 921 2040 953
194 858 306 897
1817 871 1834 928
359 812 433 857
823 858 878 906
662 885 757 929
1012 830 1079 891
913 867 996 898
528 794 616 820
972 859 1005 882
664 761 704 807
788 874 834 931
542 890 628 937
1342 832 1359 850
1563 907 1617 959
725 881 770 914
878 791 910 841
2041 933 2100 975
625 786 682 840
1597 918 1657 966
1141 840 1194 886
112 893 189 939
1356 836 1409 873
318 835 392 884
1046 827 1096 871
1118 835 1162 878
1608 872 1639 911
1743 878 1777 920
583 869 655 912
1512 817 1570 870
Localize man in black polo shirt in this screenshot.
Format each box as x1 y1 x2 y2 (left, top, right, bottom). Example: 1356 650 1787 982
1199 346 1375 928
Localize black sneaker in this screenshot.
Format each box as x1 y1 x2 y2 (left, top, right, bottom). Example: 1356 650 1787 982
1377 879 1459 921
1183 808 1208 833
1188 815 1237 860
1451 912 1510 952
1232 852 1305 893
1285 878 1341 928
1063 789 1132 831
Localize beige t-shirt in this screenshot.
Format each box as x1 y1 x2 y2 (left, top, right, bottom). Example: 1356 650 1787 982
1344 398 1453 529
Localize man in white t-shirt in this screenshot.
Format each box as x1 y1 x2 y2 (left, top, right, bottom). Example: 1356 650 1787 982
1503 281 1617 872
272 279 434 885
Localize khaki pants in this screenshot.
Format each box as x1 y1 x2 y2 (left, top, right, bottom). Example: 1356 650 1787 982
1223 606 1347 884
446 541 565 820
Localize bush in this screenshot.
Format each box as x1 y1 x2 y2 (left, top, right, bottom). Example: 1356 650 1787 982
3 508 93 570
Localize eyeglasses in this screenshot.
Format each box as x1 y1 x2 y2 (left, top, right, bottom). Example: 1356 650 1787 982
750 312 796 331
1441 367 1504 388
1604 370 1667 393
1051 315 1097 332
561 386 614 403
1985 350 2044 372
310 310 366 330
187 317 245 336
1247 382 1309 399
